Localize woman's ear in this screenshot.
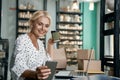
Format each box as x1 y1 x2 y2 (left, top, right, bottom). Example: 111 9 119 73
30 21 35 29
32 21 36 27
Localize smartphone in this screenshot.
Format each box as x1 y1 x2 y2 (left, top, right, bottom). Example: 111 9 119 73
51 31 60 42
45 61 57 80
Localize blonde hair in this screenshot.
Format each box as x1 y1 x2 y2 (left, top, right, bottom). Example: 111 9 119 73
29 10 51 30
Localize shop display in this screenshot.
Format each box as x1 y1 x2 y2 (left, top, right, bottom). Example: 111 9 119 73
56 0 83 65
0 40 9 80
16 0 46 43
100 0 120 77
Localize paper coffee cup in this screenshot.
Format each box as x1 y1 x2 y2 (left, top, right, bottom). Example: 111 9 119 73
51 31 60 42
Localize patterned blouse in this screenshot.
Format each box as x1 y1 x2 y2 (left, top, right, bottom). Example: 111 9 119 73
10 34 51 80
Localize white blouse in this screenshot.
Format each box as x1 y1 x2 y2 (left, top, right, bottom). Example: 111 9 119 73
10 34 51 80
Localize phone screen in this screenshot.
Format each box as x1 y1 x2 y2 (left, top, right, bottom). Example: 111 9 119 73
45 61 57 80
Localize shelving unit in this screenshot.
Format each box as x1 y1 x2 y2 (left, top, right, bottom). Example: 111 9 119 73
100 0 120 77
16 0 47 43
0 0 1 34
0 39 9 80
0 1 9 80
56 0 83 65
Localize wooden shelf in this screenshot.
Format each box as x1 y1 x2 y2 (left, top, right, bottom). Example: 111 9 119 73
57 11 82 15
18 9 37 12
57 21 82 25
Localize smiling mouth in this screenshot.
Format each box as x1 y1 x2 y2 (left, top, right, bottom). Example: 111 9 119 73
38 30 45 34
38 29 47 35
39 32 44 34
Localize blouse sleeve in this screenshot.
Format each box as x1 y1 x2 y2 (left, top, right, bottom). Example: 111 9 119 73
11 37 29 80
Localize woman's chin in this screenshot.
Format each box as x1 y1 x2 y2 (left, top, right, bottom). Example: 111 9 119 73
38 34 45 37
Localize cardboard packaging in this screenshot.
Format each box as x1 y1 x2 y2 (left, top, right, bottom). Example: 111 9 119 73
77 49 95 60
78 59 101 72
52 48 67 69
77 49 104 74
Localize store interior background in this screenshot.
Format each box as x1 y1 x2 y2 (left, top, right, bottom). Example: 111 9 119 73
1 0 109 79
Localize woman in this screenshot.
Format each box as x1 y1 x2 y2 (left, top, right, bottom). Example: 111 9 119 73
10 10 54 80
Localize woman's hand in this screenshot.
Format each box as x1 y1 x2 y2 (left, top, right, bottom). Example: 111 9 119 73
36 66 51 80
48 38 54 45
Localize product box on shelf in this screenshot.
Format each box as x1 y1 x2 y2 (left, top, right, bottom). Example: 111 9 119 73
0 51 5 58
77 49 95 60
78 60 102 72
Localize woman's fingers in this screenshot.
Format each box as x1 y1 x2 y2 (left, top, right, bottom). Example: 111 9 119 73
36 66 47 70
37 75 49 80
37 66 51 73
48 38 54 45
36 66 51 80
37 72 51 80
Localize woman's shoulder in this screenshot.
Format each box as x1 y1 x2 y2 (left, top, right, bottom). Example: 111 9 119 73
16 34 29 42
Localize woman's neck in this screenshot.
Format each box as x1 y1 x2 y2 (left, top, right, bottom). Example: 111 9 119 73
28 32 37 41
28 32 39 50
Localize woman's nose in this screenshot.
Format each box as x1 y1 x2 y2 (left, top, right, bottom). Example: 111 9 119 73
41 25 46 30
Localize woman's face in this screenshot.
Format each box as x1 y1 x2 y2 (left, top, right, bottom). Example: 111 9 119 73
31 16 50 38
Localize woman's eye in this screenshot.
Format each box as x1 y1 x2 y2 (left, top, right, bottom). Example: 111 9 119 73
45 24 49 28
38 22 42 26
